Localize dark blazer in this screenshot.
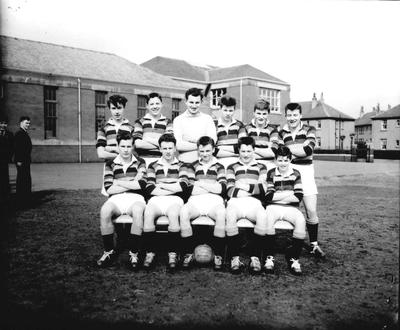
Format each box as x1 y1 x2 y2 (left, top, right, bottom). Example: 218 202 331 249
14 128 32 163
0 130 14 163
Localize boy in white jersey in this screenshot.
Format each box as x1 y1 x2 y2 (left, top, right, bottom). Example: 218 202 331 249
173 88 217 163
180 136 227 270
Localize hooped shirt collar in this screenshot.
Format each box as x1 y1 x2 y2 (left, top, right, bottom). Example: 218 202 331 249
238 158 259 167
217 117 237 127
282 121 304 133
156 156 180 167
274 165 295 178
198 156 218 166
143 113 166 121
107 118 129 126
113 154 138 166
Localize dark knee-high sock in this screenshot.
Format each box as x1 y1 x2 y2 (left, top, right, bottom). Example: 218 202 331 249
265 235 276 257
211 236 226 258
227 234 241 258
102 234 114 252
168 232 181 253
307 223 318 243
251 233 264 259
143 232 156 253
181 236 195 255
128 234 142 253
287 238 304 260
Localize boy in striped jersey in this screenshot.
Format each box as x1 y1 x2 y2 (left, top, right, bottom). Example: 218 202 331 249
180 136 227 270
96 132 147 270
173 88 217 163
278 102 325 258
225 136 268 274
142 133 191 271
259 146 306 275
134 92 173 165
96 95 134 160
245 98 279 172
214 95 247 169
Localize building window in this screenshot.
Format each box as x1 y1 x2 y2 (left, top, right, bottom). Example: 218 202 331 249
316 137 321 148
44 86 57 139
381 120 387 130
210 88 227 109
95 91 107 135
396 119 400 127
317 120 321 129
380 139 387 150
259 88 281 113
172 98 181 120
137 95 147 119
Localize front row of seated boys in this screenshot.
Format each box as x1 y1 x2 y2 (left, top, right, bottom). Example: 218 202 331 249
97 131 306 275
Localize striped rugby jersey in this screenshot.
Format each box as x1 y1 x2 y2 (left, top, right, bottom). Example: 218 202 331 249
278 123 316 165
265 167 303 206
245 119 280 160
103 154 147 195
214 118 247 155
226 159 267 201
96 118 134 149
133 114 173 157
146 157 191 201
187 158 227 198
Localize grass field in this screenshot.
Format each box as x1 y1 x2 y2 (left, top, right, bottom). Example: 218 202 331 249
2 171 399 330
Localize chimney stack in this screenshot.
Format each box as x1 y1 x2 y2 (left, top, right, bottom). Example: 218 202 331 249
319 92 324 103
359 106 364 118
311 93 317 109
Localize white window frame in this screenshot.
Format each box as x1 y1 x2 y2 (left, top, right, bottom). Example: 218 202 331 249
210 88 227 109
259 88 281 113
381 120 387 130
380 139 387 150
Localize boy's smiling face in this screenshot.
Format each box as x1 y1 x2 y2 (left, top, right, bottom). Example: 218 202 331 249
110 103 125 122
276 155 291 173
254 109 268 126
286 109 302 129
147 97 163 117
221 105 235 122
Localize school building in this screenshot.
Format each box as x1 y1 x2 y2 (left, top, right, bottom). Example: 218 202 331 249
298 93 355 150
141 56 291 126
0 36 187 162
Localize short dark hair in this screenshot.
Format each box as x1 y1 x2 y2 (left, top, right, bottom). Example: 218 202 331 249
146 92 163 104
107 94 128 108
254 98 270 113
238 136 255 149
275 145 292 159
158 133 176 146
117 131 133 145
220 95 236 108
285 102 302 114
185 88 203 101
197 136 215 148
19 116 30 123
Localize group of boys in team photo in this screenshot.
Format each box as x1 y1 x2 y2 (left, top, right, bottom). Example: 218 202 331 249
95 87 326 276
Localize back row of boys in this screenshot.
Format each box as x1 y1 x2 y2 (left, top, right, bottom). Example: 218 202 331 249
95 88 325 275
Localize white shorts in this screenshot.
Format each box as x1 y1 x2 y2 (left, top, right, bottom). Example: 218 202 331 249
291 163 318 196
108 192 145 214
147 195 184 215
187 194 225 216
227 197 263 221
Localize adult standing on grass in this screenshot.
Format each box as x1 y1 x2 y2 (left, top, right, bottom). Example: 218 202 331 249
173 88 217 163
278 102 325 258
96 131 147 270
0 115 14 205
14 116 32 208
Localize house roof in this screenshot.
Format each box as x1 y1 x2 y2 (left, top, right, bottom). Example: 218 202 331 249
141 56 207 81
1 36 184 89
141 56 287 84
355 111 379 126
371 104 400 120
299 101 354 121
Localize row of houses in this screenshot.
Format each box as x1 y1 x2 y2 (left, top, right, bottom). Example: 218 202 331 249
1 35 398 162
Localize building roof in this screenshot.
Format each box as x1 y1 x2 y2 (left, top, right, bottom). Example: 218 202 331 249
1 36 184 89
141 56 207 81
299 101 354 121
141 56 287 84
355 111 379 126
371 104 400 120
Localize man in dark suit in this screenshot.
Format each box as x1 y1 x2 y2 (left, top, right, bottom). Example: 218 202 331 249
14 116 32 207
0 115 14 205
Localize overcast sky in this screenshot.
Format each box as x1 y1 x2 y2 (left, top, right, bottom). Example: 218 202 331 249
1 0 399 118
